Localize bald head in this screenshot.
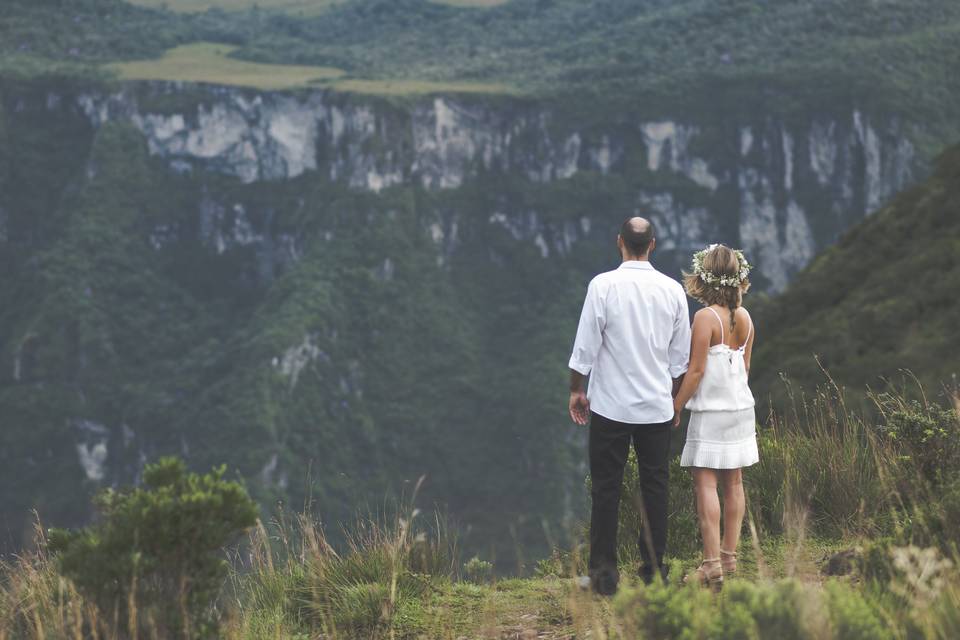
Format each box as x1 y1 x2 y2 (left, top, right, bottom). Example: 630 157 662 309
619 216 655 258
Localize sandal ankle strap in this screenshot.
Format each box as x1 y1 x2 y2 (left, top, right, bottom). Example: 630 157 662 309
720 549 737 557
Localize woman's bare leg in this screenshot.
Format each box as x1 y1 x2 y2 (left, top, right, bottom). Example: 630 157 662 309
692 468 721 561
719 468 745 556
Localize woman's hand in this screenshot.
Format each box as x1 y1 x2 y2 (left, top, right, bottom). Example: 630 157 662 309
672 400 683 428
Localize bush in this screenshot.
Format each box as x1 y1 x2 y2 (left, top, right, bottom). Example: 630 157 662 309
48 457 258 638
823 580 893 640
743 386 903 540
614 575 891 640
463 556 494 584
877 394 960 485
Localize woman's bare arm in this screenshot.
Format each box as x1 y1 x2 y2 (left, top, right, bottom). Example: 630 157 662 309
742 308 755 374
672 310 714 424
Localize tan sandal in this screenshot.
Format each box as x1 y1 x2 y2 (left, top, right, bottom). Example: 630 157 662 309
721 549 738 576
683 558 723 591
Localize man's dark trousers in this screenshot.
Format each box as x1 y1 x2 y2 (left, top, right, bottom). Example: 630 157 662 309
589 411 672 590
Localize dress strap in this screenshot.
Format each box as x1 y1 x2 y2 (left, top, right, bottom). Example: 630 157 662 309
706 306 724 345
740 310 753 351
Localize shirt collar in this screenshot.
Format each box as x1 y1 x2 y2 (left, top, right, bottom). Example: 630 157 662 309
618 260 654 270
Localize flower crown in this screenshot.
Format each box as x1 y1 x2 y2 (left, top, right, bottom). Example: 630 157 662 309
692 244 751 288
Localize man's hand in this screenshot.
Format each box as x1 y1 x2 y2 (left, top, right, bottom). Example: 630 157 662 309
569 391 591 425
672 400 683 429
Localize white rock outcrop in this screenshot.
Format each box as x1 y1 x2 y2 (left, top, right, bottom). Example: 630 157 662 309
74 86 917 292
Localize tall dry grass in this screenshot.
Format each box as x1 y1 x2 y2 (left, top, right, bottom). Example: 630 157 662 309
3 384 960 639
0 521 99 640
225 477 461 639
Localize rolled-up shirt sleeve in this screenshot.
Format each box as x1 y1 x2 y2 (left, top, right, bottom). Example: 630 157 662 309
568 279 605 376
668 288 691 378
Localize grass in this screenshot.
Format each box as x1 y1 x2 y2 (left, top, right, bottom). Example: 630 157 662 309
332 77 515 95
2 387 959 638
106 42 345 90
0 527 952 639
428 0 510 6
106 41 516 94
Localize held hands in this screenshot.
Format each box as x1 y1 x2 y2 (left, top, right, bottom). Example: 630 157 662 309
672 399 684 428
569 391 590 425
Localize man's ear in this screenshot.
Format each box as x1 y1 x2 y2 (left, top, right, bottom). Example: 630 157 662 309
648 237 656 255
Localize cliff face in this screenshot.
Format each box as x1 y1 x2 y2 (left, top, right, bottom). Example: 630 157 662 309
76 84 918 291
0 80 925 554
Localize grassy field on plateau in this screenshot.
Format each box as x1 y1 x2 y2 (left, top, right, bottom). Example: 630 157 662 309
125 0 345 14
107 42 515 94
428 0 510 6
107 43 344 90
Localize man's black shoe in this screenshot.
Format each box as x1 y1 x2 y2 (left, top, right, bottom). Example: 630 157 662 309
591 572 619 596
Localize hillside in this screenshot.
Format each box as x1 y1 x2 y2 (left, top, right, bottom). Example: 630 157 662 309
4 1 960 122
752 143 960 407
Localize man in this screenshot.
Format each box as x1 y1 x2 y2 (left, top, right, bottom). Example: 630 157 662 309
568 217 691 595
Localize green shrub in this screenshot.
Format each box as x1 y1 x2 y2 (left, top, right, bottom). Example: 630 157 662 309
878 394 960 485
463 556 494 584
615 576 890 640
745 388 903 540
613 570 719 639
48 457 258 639
823 580 893 640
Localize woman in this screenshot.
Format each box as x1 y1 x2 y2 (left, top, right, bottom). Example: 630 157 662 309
672 244 758 590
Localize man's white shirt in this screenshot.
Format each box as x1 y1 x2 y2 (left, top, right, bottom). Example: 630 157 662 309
568 261 691 424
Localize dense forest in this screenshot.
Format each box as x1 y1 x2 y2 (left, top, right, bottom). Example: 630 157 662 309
5 0 960 118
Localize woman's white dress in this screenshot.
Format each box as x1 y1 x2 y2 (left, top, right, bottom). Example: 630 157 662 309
680 307 759 469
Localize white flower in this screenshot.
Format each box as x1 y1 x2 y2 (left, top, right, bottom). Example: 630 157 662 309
691 244 752 288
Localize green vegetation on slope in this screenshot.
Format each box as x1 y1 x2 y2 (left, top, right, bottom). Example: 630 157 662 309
752 143 960 408
4 388 960 638
5 0 960 119
223 0 960 117
0 95 600 557
4 0 960 571
0 0 189 67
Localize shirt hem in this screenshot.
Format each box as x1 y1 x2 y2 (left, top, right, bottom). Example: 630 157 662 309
591 405 674 426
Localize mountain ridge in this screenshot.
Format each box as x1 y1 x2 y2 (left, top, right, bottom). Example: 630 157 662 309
752 143 960 408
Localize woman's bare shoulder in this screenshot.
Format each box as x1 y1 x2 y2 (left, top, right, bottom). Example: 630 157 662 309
692 307 719 327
